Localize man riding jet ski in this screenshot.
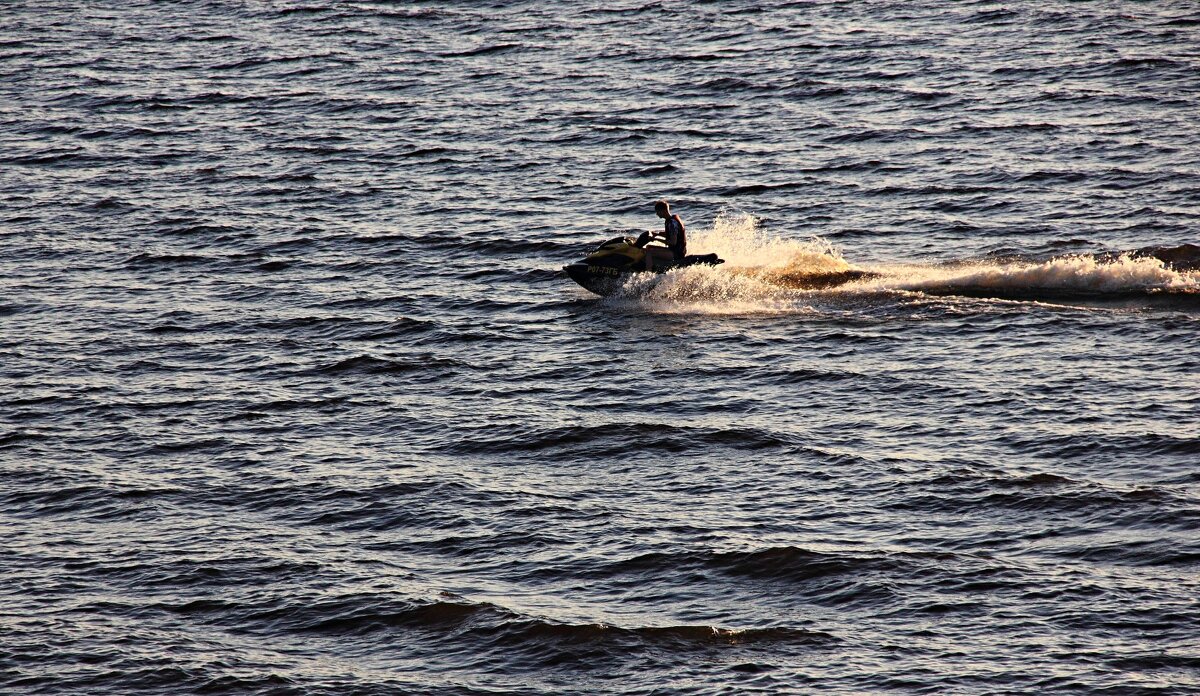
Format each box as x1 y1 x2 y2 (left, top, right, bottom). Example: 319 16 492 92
563 200 724 296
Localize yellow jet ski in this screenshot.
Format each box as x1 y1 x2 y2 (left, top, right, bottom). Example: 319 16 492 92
563 231 724 296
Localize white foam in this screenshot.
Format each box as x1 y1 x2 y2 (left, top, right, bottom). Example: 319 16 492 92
609 263 796 315
688 210 852 274
873 254 1200 295
604 210 1200 311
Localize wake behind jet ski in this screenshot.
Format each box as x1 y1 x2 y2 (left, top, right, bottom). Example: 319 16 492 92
563 230 724 296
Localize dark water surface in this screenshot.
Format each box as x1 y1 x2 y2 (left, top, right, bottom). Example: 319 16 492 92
3 1 1200 693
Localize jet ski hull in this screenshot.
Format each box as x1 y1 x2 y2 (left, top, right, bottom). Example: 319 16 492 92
563 262 627 296
563 234 725 296
563 253 724 296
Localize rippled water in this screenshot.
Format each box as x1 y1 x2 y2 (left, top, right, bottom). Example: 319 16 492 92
4 1 1200 694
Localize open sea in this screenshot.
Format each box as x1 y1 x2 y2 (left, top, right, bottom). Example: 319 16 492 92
3 1 1200 694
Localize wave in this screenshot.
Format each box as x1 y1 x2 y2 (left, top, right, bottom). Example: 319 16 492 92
439 43 522 58
1049 539 1200 567
125 252 212 266
524 545 932 609
177 593 836 652
602 546 896 583
250 316 437 342
313 354 466 376
442 422 808 457
0 430 48 448
897 470 1191 518
1007 432 1200 459
491 618 836 649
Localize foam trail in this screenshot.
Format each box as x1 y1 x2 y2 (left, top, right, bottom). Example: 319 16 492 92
609 211 1200 309
872 254 1200 298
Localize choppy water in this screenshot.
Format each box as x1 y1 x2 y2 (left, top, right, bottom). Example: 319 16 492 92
3 1 1200 694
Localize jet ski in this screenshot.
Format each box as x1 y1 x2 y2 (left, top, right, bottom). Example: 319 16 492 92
563 231 725 296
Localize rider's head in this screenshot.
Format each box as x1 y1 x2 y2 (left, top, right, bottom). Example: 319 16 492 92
654 200 670 218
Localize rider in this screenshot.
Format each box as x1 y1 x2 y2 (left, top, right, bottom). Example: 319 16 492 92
643 199 687 271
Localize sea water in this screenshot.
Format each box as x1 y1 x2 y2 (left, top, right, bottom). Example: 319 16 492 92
3 2 1199 693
